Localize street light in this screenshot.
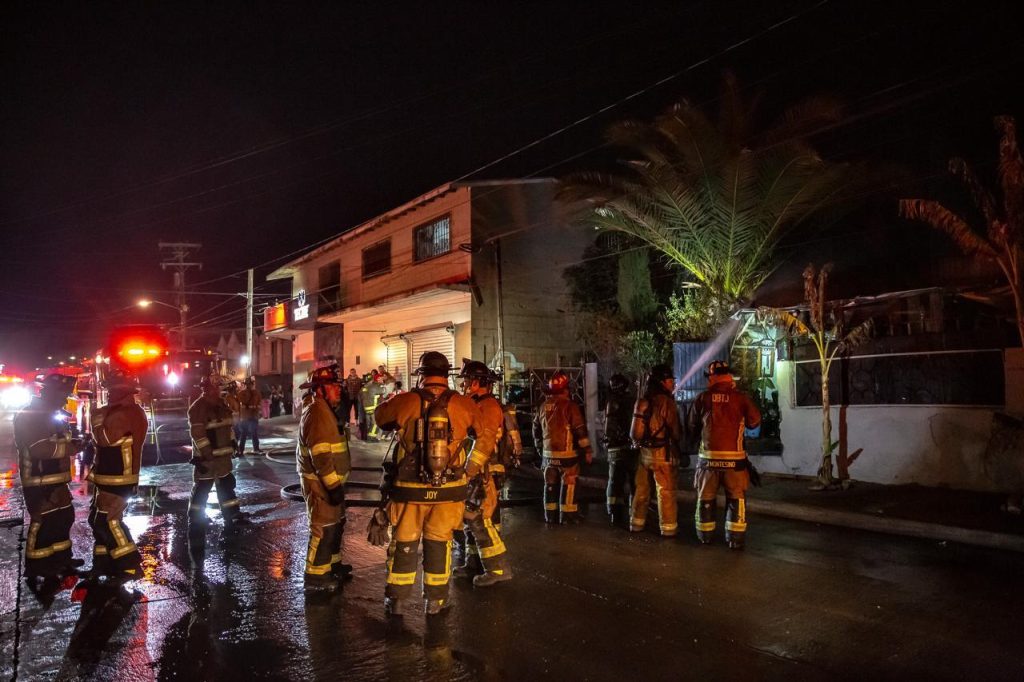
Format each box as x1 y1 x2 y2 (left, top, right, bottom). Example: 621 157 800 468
137 298 178 311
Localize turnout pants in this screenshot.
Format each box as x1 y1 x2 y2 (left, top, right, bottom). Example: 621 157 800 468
543 455 580 522
189 455 241 524
300 476 345 576
89 486 141 576
694 462 750 544
385 500 464 602
630 448 678 536
23 484 75 577
463 475 509 576
606 447 637 516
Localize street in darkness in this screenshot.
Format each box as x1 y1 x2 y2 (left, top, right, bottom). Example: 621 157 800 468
2 416 1022 682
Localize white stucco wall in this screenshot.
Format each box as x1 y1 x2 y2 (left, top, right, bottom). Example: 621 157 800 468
755 359 1000 491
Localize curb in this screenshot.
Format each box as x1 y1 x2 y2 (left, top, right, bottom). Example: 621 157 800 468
513 468 1024 554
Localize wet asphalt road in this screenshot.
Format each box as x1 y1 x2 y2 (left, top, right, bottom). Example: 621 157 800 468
2 414 1023 681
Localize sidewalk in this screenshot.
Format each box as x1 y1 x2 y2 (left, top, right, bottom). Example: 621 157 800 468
517 459 1024 553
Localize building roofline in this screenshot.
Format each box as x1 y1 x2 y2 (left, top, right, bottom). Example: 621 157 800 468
266 178 556 280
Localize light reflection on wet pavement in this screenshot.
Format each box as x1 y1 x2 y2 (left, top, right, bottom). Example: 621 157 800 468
3 421 1024 680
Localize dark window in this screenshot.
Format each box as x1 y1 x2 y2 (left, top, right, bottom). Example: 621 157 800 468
270 340 279 371
793 350 1005 406
317 262 342 313
362 240 391 279
413 215 451 262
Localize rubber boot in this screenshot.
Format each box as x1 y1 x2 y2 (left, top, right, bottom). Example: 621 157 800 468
425 598 451 616
452 554 483 579
331 563 354 580
473 568 512 588
304 573 339 594
384 596 403 617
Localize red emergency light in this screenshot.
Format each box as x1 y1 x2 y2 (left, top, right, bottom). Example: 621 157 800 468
109 326 169 366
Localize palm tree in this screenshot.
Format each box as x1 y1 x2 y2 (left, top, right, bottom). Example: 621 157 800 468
759 264 874 489
561 72 853 316
900 116 1024 346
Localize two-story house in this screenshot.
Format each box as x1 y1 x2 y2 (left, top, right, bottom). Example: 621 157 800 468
266 179 591 396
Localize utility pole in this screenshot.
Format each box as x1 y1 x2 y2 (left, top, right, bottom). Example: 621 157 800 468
158 242 202 351
245 268 254 378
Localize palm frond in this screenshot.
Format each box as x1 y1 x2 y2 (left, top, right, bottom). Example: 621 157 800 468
757 307 810 337
995 116 1024 244
837 318 874 353
948 157 999 227
899 199 998 259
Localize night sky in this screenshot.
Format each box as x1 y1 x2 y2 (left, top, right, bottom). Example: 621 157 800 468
2 1 1022 369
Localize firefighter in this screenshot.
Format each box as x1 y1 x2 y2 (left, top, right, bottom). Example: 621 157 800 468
687 360 762 549
367 351 496 616
603 373 637 525
14 373 83 581
532 371 593 524
452 359 513 587
297 365 352 593
187 376 246 537
490 388 522 534
86 367 149 581
629 364 683 536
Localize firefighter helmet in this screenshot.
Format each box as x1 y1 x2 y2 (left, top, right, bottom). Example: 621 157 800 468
649 364 674 383
547 370 569 393
608 373 630 393
103 367 139 394
705 360 732 377
39 373 76 397
414 351 451 377
458 358 497 385
299 365 340 389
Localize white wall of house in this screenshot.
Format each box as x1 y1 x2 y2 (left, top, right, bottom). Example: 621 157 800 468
756 359 1001 491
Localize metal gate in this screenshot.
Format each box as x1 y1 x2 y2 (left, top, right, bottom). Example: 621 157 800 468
381 335 409 386
405 325 456 373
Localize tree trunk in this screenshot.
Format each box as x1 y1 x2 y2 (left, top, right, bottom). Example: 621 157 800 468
817 359 835 487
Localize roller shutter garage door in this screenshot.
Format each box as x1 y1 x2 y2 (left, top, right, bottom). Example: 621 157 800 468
406 326 456 376
381 335 409 386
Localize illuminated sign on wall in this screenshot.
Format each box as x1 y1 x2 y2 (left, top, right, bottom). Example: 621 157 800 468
293 290 310 322
264 302 287 332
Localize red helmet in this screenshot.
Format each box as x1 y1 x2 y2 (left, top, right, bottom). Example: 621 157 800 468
300 365 340 390
547 371 569 393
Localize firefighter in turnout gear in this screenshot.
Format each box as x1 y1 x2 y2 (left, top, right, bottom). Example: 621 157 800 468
14 374 83 580
603 374 637 525
629 364 683 536
297 366 352 593
452 359 513 587
687 360 762 549
87 368 149 580
187 376 246 537
533 371 593 524
371 351 496 616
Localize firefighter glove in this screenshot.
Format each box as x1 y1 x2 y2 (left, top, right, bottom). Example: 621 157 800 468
189 455 209 475
366 508 391 547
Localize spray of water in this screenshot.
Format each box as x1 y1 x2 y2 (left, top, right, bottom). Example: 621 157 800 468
677 317 743 390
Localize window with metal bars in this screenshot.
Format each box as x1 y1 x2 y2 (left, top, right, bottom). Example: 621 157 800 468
413 215 451 262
